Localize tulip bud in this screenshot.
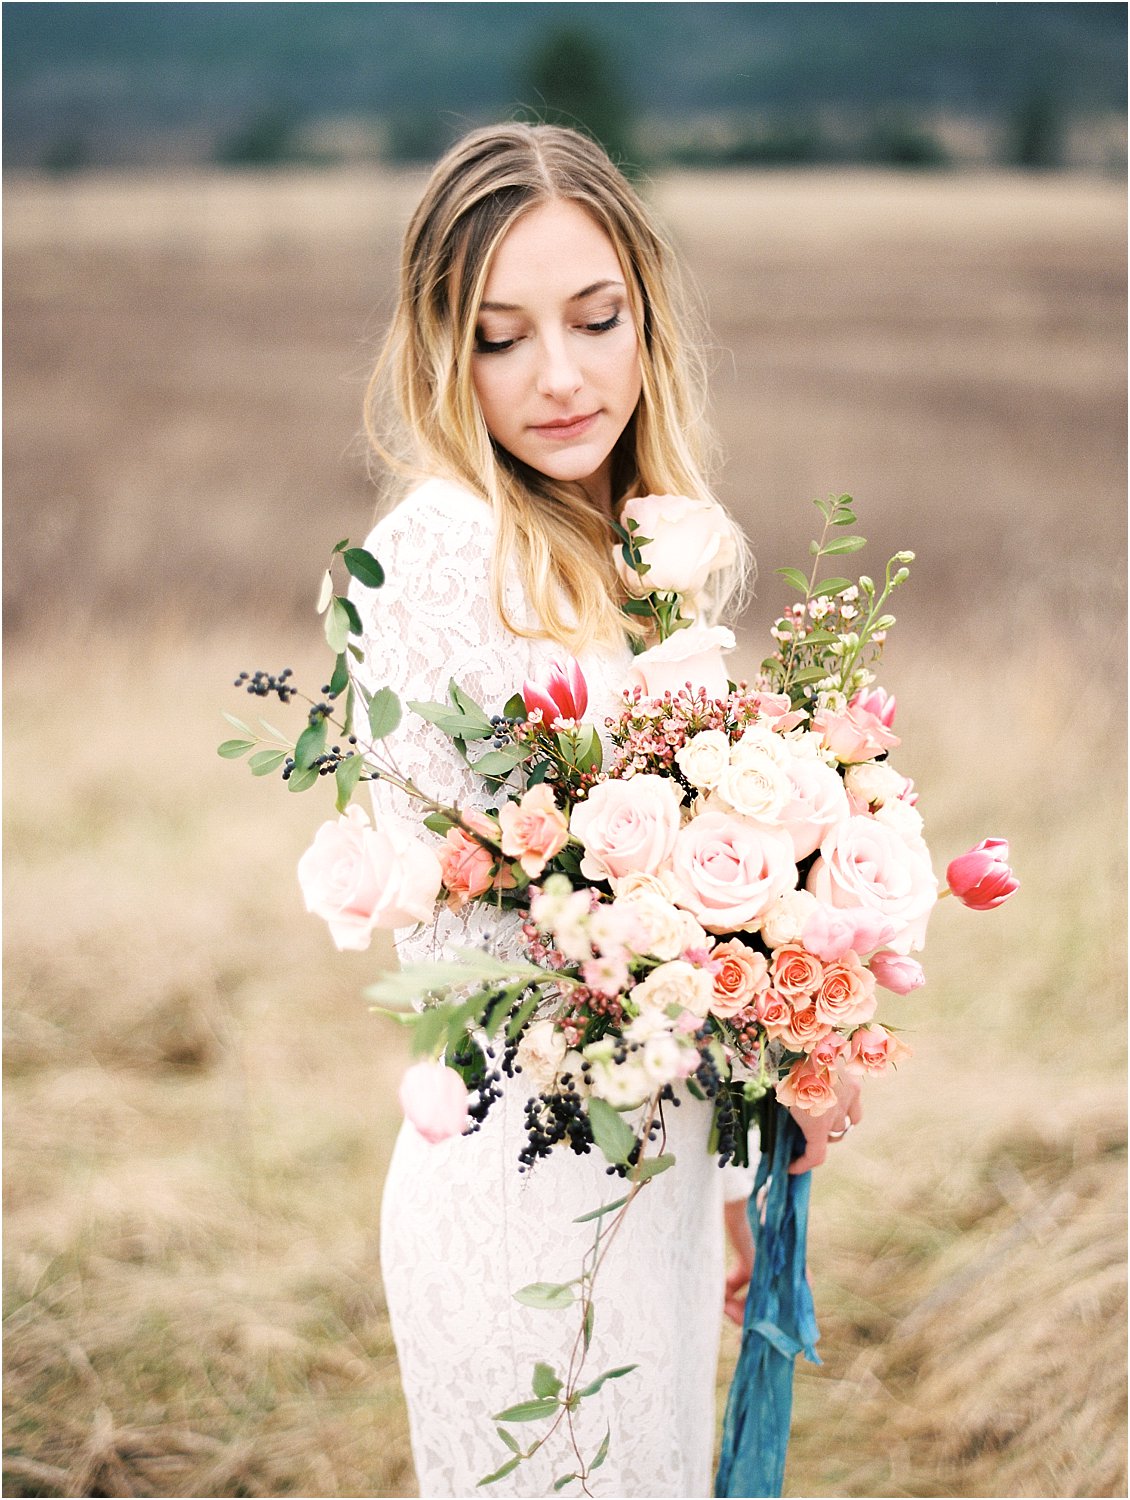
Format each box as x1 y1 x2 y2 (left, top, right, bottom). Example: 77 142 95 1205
522 658 589 726
945 838 1019 911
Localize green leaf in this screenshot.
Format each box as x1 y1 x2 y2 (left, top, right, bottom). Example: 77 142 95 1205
449 679 492 731
776 566 810 593
331 537 350 554
532 1362 563 1398
287 765 320 793
325 596 351 654
633 1151 675 1182
621 597 655 618
791 665 831 686
590 1426 611 1471
583 1302 595 1352
477 1456 521 1486
812 577 852 597
294 717 327 771
334 753 365 811
570 724 602 774
492 1398 559 1423
513 1282 575 1311
367 686 403 741
257 717 289 741
217 738 255 759
553 1475 578 1492
575 1365 638 1399
222 710 255 735
249 749 288 776
496 1428 521 1455
347 642 365 663
832 510 857 526
407 699 494 741
587 1097 637 1166
572 1194 630 1224
340 596 363 635
423 811 456 836
822 535 867 556
503 692 526 721
343 546 385 588
472 745 532 777
316 569 334 615
328 652 349 698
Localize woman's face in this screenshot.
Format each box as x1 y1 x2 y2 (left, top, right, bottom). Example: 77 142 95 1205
470 198 642 511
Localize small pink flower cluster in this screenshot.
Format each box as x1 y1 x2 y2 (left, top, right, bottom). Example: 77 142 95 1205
608 683 801 780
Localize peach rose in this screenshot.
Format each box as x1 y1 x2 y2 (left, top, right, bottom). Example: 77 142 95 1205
806 1032 850 1072
669 810 797 933
770 944 824 1002
814 954 878 1027
844 1025 913 1077
439 810 516 911
625 624 735 701
398 1060 469 1144
616 493 737 596
498 784 569 877
776 1002 833 1053
812 702 900 764
298 805 443 950
775 1058 839 1116
570 775 683 884
755 988 795 1038
807 815 937 954
709 939 771 1018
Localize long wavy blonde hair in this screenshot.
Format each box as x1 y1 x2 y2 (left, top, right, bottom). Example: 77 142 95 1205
364 121 750 655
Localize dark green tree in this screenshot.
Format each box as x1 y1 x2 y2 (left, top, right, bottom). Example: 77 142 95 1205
1008 87 1063 170
519 26 635 168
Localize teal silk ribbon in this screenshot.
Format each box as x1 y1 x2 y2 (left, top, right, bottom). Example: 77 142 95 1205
714 1105 821 1498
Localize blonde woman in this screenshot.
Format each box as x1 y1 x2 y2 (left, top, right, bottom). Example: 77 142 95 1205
353 123 855 1498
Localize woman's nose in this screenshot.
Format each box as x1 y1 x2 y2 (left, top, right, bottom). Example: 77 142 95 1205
535 335 583 401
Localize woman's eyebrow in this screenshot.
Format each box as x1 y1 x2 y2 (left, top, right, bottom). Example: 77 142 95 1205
479 279 625 312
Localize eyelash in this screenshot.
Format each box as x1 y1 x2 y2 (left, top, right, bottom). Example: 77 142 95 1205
474 312 623 355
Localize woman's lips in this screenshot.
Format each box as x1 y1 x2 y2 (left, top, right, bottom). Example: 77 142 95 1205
530 411 599 440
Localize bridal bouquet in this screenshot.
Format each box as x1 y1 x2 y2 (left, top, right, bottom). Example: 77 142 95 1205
221 491 1017 1493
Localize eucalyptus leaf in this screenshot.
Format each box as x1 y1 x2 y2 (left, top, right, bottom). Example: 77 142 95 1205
348 642 365 663
496 1428 521 1455
257 717 289 741
325 596 351 654
331 537 350 554
532 1362 563 1399
334 753 365 811
328 652 349 698
477 1456 521 1486
776 566 810 593
343 546 385 588
492 1398 559 1423
221 711 254 734
633 1152 676 1181
423 811 456 836
294 717 327 771
572 1195 630 1224
587 1097 637 1166
472 745 532 777
217 739 255 759
249 749 288 776
316 569 334 614
513 1282 575 1311
503 692 526 721
340 596 363 635
575 1365 638 1399
590 1426 611 1471
407 699 493 741
448 679 492 730
553 1475 578 1492
368 686 403 741
287 765 320 793
822 535 867 556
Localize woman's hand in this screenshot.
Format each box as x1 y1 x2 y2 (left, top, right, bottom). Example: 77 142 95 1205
787 1073 863 1175
723 1197 755 1326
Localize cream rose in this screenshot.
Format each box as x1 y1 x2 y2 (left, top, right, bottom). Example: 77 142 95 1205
669 810 797 933
626 625 735 701
714 756 791 823
516 1019 568 1092
807 815 938 954
615 891 709 961
844 760 907 811
758 888 820 949
674 729 732 791
616 493 737 596
570 775 683 884
630 960 716 1019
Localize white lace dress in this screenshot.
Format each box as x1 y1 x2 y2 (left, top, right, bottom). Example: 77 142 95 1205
351 478 748 1499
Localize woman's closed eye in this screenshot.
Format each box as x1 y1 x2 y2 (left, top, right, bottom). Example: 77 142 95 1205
474 310 625 355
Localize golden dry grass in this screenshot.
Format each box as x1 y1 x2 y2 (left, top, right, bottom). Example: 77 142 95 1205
3 167 1126 1498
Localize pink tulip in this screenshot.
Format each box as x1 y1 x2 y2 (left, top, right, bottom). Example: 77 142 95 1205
850 685 897 728
869 950 926 995
398 1060 469 1144
945 838 1019 911
522 658 589 725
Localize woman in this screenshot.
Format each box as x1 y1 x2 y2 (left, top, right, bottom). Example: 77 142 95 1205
352 123 858 1499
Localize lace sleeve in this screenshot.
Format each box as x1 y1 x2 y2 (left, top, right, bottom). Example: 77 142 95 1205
348 479 537 966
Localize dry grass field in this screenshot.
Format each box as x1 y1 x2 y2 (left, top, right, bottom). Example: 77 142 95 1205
4 166 1126 1499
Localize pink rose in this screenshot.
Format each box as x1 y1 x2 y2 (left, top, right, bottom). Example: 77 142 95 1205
869 950 926 995
812 702 901 764
439 810 516 911
670 810 797 933
814 955 877 1027
806 1032 850 1072
775 1058 838 1117
709 939 771 1018
756 988 794 1036
398 1060 469 1143
779 754 850 860
844 1025 912 1077
522 658 588 726
298 805 442 950
616 493 737 596
802 902 897 963
808 816 937 954
498 784 569 877
945 838 1019 911
570 775 683 884
770 944 824 1002
626 624 735 701
849 685 897 728
747 690 807 731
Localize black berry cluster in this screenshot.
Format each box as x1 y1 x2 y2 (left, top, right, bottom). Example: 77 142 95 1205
234 669 296 703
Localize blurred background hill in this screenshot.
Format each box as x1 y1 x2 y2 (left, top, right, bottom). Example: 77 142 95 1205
4 1 1127 172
